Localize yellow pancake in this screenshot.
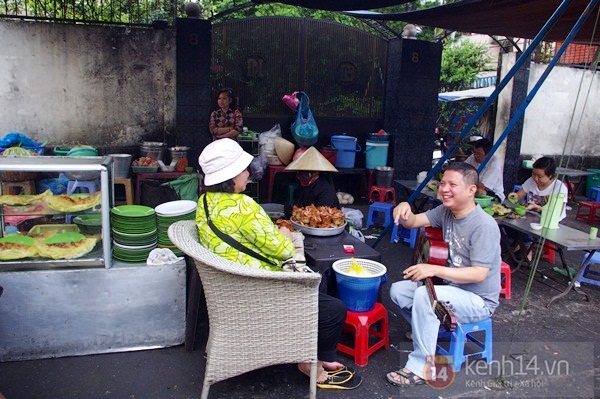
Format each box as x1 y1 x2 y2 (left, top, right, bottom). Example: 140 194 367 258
0 241 39 260
34 236 98 259
44 192 101 212
0 189 53 206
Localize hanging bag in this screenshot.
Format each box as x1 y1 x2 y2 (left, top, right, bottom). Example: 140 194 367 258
291 93 319 146
281 91 300 111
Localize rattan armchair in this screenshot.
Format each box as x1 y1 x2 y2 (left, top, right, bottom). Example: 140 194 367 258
168 220 321 399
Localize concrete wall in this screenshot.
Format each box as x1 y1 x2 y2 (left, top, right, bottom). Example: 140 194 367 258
523 62 600 158
0 20 176 150
497 52 600 160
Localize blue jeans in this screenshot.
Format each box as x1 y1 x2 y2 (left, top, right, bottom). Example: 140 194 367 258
389 280 492 379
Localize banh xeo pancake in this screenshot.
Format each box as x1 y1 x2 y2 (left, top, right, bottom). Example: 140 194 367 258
44 192 101 212
0 235 38 260
0 189 53 206
34 232 98 259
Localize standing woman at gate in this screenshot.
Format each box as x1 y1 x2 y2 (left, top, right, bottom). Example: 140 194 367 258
209 88 243 140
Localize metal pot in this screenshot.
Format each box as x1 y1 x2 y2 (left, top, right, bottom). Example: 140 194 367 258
63 171 100 181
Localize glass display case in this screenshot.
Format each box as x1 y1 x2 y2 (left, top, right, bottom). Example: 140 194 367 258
0 155 114 269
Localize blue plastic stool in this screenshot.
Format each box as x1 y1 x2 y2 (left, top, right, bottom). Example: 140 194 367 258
66 180 100 223
437 317 493 371
365 202 394 228
589 187 600 202
390 223 418 247
67 179 100 195
576 251 600 288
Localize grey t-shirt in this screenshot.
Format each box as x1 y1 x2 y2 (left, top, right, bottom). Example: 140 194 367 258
425 204 501 314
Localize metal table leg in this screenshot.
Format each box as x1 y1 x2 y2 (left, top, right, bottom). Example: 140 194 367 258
547 251 594 307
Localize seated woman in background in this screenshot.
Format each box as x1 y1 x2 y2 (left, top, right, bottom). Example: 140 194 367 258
208 88 243 140
195 139 361 390
508 156 568 221
285 147 340 209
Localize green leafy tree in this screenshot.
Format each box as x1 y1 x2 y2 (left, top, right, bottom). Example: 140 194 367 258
440 39 492 92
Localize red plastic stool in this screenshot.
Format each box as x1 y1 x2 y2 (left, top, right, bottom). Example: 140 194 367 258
542 242 557 264
369 186 396 204
576 201 600 224
500 261 512 299
337 302 389 367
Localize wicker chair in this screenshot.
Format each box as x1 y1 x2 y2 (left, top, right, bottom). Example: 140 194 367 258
168 220 321 399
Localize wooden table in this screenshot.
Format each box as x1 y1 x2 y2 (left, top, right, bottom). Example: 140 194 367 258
498 214 600 306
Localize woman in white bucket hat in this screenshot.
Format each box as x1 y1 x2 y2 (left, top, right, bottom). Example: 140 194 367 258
196 139 361 390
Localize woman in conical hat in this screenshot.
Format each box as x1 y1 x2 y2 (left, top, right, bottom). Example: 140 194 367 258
285 147 340 208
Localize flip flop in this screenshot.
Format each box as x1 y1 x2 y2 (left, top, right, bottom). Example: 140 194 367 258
327 366 356 375
386 369 426 387
318 374 362 390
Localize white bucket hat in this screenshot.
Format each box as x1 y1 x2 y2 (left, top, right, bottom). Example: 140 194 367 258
199 138 254 186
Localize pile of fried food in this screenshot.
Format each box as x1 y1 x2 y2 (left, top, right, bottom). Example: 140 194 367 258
490 203 512 216
275 219 295 231
291 205 345 228
132 156 159 167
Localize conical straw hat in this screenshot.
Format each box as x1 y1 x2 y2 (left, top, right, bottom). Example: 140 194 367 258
285 147 338 172
274 137 295 165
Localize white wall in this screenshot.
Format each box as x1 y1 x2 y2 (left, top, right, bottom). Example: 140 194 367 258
0 20 176 148
523 63 600 157
497 52 600 158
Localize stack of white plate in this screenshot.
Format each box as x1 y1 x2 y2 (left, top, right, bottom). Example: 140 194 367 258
111 205 157 263
155 200 197 256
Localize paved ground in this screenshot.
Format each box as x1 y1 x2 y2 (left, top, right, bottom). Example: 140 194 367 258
1 198 599 399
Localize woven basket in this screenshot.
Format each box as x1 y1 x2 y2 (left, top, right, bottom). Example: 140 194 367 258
0 171 38 182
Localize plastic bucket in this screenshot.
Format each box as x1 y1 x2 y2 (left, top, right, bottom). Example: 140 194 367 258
331 135 361 169
319 146 337 167
366 140 389 170
540 193 565 229
110 154 132 178
586 169 600 198
332 258 387 312
375 166 394 187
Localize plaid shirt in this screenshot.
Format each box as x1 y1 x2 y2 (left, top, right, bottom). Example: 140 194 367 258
208 108 243 136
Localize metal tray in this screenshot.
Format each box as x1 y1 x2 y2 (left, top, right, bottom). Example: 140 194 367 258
290 218 346 236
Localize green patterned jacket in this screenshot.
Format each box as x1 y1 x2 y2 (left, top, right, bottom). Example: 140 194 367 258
196 192 295 271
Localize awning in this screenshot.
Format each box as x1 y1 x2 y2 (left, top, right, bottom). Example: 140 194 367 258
347 0 600 45
438 86 495 102
259 0 600 45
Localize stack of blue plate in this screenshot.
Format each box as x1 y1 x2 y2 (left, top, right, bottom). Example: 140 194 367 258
155 200 197 257
111 205 157 263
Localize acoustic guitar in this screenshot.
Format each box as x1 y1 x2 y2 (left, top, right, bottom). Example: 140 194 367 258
412 227 457 332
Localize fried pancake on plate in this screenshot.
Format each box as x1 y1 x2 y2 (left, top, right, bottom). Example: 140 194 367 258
44 192 101 212
0 236 38 260
34 234 98 259
0 189 53 206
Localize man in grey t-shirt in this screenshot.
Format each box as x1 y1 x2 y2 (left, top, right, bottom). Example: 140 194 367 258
386 162 501 387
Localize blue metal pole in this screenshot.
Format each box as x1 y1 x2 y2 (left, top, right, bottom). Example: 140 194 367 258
372 0 574 248
477 0 600 174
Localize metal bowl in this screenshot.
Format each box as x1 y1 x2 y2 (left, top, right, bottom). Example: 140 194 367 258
290 218 346 236
63 171 100 180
